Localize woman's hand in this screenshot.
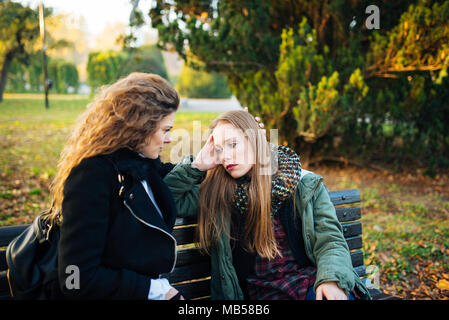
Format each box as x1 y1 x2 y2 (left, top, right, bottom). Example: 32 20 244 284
191 134 220 171
315 281 348 300
165 288 185 300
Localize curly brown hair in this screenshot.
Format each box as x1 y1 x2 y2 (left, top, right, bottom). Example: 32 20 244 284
47 72 179 223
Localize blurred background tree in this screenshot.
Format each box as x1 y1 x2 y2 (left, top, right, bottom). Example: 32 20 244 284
47 58 79 93
1 1 82 96
146 0 449 173
115 44 168 80
0 0 42 101
6 52 79 94
176 64 232 98
86 44 168 95
86 50 127 93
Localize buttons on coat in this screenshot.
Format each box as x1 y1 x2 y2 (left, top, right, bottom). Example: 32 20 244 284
129 193 134 200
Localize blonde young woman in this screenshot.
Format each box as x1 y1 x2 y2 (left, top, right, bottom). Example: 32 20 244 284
44 73 184 299
164 110 371 300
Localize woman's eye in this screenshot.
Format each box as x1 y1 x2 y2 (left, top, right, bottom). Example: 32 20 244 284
228 142 237 148
215 148 222 153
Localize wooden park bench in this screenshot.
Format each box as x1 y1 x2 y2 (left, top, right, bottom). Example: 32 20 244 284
0 189 397 300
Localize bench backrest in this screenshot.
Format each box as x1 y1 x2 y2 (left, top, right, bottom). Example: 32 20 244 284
0 189 364 300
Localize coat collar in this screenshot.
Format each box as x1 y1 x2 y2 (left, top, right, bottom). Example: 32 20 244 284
105 148 177 233
108 148 163 182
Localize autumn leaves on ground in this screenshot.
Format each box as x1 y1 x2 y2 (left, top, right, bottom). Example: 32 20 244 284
1 95 448 300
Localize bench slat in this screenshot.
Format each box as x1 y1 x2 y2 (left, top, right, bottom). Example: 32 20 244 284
353 265 366 277
165 250 363 286
350 251 364 267
173 279 210 300
172 226 196 245
171 222 362 248
345 236 363 251
335 207 361 222
329 189 361 206
163 261 211 284
175 247 208 267
342 221 362 238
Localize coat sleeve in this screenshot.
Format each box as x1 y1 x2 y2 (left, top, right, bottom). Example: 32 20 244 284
163 155 206 218
311 182 355 295
59 157 151 299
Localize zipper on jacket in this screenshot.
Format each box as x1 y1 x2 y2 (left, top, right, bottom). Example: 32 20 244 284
123 200 177 273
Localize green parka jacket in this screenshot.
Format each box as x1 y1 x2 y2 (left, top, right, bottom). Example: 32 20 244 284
164 156 371 300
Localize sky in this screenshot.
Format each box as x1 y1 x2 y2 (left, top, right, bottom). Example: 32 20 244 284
19 0 154 41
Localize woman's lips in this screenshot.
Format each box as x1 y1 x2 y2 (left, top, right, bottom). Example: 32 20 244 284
226 164 237 171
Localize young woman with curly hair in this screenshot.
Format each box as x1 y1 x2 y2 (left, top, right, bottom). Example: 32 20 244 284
45 72 183 299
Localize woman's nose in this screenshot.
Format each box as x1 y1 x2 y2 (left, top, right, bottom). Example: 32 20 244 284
164 132 172 144
222 149 233 162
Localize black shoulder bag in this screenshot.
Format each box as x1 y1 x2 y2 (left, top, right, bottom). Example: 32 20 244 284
6 156 125 299
6 210 60 299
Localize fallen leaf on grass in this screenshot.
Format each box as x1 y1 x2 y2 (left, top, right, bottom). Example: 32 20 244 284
437 279 449 291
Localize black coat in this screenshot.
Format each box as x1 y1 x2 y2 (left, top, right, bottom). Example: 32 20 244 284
56 148 177 299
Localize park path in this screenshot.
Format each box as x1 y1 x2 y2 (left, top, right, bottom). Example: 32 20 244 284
178 96 243 112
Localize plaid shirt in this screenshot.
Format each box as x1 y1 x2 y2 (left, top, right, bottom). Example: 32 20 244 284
246 214 317 300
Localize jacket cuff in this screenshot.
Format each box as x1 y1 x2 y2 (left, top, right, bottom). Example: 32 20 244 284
148 278 173 300
313 270 352 296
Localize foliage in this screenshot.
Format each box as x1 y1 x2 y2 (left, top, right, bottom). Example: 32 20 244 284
366 1 449 78
47 58 79 93
6 53 79 94
115 45 168 81
149 0 449 172
176 64 232 98
0 0 47 101
87 45 168 93
86 50 127 93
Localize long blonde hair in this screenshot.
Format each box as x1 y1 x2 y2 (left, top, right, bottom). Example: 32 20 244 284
47 72 179 224
197 111 280 260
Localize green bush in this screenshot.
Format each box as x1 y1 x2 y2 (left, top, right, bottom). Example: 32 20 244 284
176 65 232 99
115 45 168 80
87 50 127 93
87 45 169 94
6 53 79 94
48 58 79 93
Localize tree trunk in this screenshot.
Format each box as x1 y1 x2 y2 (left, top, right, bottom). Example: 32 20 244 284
302 143 313 168
0 51 13 103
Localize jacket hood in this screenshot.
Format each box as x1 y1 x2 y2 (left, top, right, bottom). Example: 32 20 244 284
298 170 324 208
